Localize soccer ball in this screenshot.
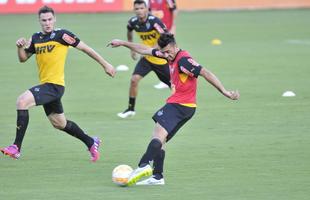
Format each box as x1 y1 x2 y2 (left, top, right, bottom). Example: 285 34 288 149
112 164 133 186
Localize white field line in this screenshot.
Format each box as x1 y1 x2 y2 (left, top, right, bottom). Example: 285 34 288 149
286 39 310 45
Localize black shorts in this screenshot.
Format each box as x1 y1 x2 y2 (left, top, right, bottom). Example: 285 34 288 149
29 83 65 116
152 103 196 142
133 57 171 87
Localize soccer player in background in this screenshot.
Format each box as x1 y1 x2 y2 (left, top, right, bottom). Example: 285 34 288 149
117 0 171 119
0 6 116 162
149 0 177 34
149 0 178 89
109 33 239 185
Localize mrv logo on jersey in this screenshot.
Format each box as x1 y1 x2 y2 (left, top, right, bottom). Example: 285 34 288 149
35 45 55 54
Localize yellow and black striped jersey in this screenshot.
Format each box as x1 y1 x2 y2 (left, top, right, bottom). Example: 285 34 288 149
25 29 80 86
127 14 167 65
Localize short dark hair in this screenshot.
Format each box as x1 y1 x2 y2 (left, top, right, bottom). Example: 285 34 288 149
134 0 147 6
38 5 55 16
158 33 176 48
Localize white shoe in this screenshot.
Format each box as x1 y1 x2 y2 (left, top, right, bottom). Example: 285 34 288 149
154 82 169 89
127 164 153 186
117 110 136 118
136 176 165 185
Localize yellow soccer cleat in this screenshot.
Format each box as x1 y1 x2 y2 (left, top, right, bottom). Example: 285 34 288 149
126 164 153 186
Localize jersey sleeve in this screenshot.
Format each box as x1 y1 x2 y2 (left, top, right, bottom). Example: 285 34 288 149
153 17 167 33
59 29 80 47
127 18 135 32
24 35 35 54
178 57 202 78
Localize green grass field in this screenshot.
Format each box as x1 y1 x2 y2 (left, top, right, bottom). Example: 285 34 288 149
1 9 310 200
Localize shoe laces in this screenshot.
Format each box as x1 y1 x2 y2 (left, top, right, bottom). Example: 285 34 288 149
90 141 99 153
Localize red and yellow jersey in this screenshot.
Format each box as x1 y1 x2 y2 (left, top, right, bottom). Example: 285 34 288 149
149 0 177 30
127 14 168 65
166 50 202 107
25 29 80 86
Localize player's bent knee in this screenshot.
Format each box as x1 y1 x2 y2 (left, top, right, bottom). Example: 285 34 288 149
130 75 141 86
16 97 29 109
130 79 138 86
16 91 35 109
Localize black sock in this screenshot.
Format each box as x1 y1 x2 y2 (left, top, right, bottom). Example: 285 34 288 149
138 138 162 167
62 120 94 149
153 149 165 179
128 97 136 111
14 110 29 150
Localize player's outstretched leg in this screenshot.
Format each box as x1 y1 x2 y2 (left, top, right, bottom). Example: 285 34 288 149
136 149 166 185
1 109 29 159
127 138 163 186
118 74 141 118
60 119 102 162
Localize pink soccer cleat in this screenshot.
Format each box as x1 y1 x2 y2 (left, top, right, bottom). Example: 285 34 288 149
89 137 101 162
1 144 20 159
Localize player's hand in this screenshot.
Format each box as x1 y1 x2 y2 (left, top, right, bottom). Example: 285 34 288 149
107 39 124 48
223 90 240 100
16 38 28 48
130 50 139 61
104 63 116 77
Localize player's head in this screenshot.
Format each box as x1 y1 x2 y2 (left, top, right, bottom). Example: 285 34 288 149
158 33 178 61
133 0 148 20
38 5 56 34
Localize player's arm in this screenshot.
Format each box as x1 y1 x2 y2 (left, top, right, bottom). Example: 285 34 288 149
60 29 115 77
169 9 177 34
127 22 138 60
127 29 134 43
75 41 116 77
200 67 239 100
16 38 33 62
109 39 166 58
178 56 239 100
167 0 177 34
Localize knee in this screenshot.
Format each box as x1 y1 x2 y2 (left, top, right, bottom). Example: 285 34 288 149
16 96 29 109
130 76 140 87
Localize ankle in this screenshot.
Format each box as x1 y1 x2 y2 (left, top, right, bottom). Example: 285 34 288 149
153 173 163 180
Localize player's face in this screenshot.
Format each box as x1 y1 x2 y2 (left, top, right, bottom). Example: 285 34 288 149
134 3 148 20
39 12 56 34
160 43 178 61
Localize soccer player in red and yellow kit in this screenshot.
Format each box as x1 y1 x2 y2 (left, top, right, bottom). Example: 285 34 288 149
0 6 115 162
109 33 239 185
